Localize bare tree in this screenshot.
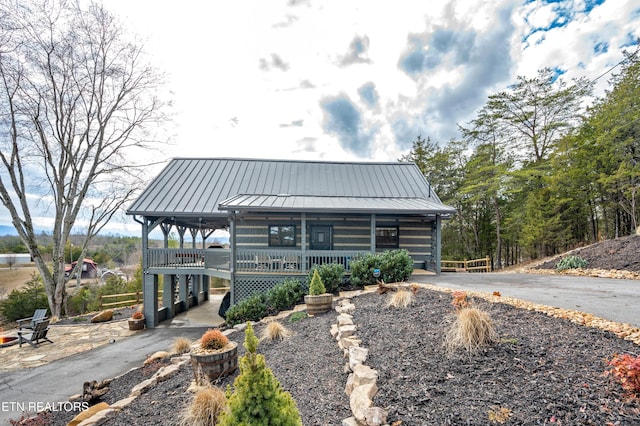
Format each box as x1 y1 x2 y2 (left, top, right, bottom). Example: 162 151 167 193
0 0 170 317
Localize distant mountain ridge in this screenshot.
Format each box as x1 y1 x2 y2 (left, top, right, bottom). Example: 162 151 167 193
0 225 17 236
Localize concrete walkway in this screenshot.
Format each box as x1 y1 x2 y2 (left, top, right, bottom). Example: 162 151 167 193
0 296 225 424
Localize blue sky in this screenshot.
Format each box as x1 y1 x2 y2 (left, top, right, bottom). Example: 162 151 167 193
1 0 639 236
103 0 638 166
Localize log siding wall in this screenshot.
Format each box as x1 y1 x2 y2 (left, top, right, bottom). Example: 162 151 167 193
234 213 434 268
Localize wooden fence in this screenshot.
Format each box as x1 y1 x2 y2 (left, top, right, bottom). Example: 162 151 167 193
441 256 491 273
99 290 163 309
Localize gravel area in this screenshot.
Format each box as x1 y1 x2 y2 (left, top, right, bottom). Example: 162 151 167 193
22 287 640 425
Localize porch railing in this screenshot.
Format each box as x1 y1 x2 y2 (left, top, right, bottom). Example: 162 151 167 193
235 249 365 274
147 248 229 270
147 248 366 274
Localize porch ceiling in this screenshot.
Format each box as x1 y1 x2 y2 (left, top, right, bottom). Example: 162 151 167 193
142 214 229 230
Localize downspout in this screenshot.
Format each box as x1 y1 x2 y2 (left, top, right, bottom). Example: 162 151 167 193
133 215 147 273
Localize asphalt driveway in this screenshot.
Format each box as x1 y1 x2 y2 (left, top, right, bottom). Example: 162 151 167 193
412 272 640 328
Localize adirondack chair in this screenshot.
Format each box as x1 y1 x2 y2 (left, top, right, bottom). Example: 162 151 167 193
17 319 53 348
16 308 48 330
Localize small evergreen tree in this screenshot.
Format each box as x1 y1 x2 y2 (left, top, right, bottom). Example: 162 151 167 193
307 269 326 295
218 322 302 425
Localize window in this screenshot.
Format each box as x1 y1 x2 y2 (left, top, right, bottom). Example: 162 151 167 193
376 226 399 248
269 225 296 247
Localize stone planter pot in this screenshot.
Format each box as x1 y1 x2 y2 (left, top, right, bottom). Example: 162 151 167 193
190 341 238 383
128 318 145 331
304 293 333 315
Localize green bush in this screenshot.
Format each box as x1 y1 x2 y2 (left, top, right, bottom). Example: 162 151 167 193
556 255 588 271
307 263 345 294
225 279 306 327
67 287 96 316
218 322 302 426
265 279 305 312
288 311 307 323
0 273 49 321
66 274 143 316
349 249 414 286
225 294 268 326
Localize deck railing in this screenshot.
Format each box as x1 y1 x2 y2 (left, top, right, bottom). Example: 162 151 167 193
146 248 366 274
235 249 365 274
147 248 230 270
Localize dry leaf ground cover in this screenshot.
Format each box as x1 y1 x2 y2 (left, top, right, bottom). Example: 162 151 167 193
32 285 640 426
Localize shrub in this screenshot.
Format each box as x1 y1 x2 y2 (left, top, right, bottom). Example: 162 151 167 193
67 287 95 316
556 255 587 271
606 353 640 397
307 263 345 294
217 323 302 426
131 311 144 320
0 273 48 321
451 291 470 310
308 269 326 295
386 288 413 308
444 307 498 355
172 337 192 354
260 321 293 342
288 311 307 323
349 249 413 286
200 329 229 351
224 294 267 327
266 279 305 312
178 385 227 426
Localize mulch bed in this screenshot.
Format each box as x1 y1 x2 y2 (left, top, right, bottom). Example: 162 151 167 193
22 288 640 425
534 234 640 273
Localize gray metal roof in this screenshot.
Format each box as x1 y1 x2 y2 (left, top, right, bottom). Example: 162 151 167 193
127 157 456 218
219 195 456 214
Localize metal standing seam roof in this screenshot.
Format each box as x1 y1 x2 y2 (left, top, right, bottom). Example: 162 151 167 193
126 157 456 216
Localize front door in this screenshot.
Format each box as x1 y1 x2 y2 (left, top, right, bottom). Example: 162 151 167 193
310 225 332 250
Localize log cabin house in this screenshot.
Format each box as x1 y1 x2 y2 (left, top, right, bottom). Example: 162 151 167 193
127 158 455 327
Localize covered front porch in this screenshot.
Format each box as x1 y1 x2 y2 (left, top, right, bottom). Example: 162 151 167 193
146 247 366 276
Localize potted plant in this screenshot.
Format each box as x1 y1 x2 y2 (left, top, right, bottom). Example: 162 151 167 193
190 328 238 384
304 269 333 315
128 310 145 330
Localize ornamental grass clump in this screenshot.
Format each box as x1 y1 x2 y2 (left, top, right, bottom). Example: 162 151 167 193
260 321 293 342
555 255 587 271
200 329 229 351
178 385 227 426
444 306 498 355
172 337 192 354
386 288 414 308
218 322 302 426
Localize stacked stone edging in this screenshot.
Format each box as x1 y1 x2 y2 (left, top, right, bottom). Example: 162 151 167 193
68 354 190 426
333 295 388 426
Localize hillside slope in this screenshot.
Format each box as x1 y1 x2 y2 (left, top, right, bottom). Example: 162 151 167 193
533 234 640 273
